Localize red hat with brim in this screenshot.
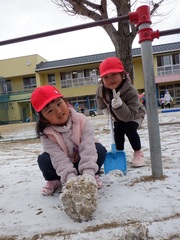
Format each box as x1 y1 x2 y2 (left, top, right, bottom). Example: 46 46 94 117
99 57 125 77
31 85 63 112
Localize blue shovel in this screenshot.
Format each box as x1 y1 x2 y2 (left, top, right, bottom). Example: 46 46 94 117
104 114 127 175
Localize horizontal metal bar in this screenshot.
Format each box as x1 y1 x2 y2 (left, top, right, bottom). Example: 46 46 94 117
0 15 129 46
159 28 180 37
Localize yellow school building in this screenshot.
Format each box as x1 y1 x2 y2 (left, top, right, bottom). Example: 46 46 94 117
0 41 180 124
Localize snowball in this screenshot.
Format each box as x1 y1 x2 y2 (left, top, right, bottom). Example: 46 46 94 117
60 174 98 222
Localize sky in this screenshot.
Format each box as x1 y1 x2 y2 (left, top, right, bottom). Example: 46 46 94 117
0 111 180 239
0 0 180 61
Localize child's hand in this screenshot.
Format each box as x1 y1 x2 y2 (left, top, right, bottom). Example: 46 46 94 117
111 89 122 109
65 176 78 186
82 174 97 186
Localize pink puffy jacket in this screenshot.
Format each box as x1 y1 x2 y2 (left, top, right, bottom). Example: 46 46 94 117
41 108 98 184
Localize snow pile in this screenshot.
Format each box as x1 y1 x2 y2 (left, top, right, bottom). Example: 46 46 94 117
0 111 180 239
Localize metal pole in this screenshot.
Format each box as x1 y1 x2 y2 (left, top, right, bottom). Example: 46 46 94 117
139 22 163 178
0 15 129 46
160 28 180 37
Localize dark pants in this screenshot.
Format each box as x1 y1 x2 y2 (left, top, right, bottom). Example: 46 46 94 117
114 121 141 151
37 143 107 181
166 103 170 108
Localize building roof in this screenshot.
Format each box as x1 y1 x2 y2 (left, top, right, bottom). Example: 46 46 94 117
36 41 180 71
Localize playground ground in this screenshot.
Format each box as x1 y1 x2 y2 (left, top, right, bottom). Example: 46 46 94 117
0 111 180 240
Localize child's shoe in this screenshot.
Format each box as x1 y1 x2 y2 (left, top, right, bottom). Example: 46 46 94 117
41 180 61 196
95 175 103 189
132 150 145 167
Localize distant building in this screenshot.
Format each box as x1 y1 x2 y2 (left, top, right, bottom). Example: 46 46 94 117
0 41 180 124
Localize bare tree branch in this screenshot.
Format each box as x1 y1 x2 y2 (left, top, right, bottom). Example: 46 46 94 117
150 0 164 15
51 0 178 80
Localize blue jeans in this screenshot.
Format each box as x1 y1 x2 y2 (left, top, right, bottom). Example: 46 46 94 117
37 143 107 181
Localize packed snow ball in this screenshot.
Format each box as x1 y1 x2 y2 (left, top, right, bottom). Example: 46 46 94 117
60 174 98 222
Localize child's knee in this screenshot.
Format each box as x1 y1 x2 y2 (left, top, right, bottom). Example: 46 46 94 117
37 152 51 165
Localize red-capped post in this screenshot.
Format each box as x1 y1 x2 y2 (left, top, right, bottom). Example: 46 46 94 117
129 5 163 179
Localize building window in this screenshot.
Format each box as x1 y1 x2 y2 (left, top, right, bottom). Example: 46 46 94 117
157 55 171 67
5 80 12 92
88 95 97 109
84 68 98 85
23 76 36 89
66 79 72 88
60 69 98 88
61 72 72 80
157 56 163 67
158 84 174 98
157 54 180 76
48 74 56 85
67 95 97 110
72 70 84 79
172 53 180 65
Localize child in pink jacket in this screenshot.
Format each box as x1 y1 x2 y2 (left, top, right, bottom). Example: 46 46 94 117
31 85 106 196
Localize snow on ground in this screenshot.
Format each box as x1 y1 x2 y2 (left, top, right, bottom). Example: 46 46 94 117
0 111 180 240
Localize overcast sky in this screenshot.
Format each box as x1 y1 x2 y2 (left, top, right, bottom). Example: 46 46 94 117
0 0 180 61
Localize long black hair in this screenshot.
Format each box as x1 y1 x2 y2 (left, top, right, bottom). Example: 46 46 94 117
36 112 51 137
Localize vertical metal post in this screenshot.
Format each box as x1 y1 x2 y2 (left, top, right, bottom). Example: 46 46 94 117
139 22 163 178
129 5 163 178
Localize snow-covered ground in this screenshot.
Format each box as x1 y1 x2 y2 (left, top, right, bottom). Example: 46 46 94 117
0 111 180 240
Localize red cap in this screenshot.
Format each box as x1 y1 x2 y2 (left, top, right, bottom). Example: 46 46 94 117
31 85 63 112
99 57 125 77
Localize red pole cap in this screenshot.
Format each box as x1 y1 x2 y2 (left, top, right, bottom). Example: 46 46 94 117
129 5 151 27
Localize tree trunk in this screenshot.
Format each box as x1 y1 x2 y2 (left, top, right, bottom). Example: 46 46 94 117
52 0 166 80
114 33 134 80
